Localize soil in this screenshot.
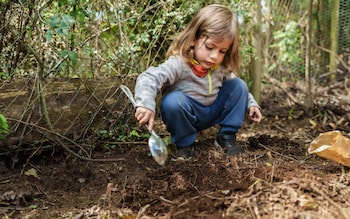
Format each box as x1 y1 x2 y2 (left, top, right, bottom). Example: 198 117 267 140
1 78 350 219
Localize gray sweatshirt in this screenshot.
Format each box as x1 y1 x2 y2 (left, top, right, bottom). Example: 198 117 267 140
135 56 259 113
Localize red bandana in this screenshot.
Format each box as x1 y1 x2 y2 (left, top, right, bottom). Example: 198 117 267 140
190 59 209 77
190 59 220 77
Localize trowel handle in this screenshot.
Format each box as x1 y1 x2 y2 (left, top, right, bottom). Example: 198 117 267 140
120 85 153 132
119 85 137 107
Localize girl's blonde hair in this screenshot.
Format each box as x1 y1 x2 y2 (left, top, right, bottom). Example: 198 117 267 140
166 4 241 74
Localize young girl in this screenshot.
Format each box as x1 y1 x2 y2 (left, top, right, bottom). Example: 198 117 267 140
133 4 262 159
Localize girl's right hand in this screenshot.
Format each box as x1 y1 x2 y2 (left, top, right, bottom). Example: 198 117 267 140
135 107 155 130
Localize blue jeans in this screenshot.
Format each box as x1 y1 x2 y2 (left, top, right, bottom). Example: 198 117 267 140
160 78 249 148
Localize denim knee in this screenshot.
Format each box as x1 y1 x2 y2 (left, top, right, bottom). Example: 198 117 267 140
161 91 189 116
222 78 249 95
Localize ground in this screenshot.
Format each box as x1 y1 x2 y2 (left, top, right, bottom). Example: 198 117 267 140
1 78 350 219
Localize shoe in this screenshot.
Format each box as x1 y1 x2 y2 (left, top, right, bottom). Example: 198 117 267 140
214 133 242 155
171 144 194 160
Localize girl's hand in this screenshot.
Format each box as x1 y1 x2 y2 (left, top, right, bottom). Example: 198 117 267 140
135 107 155 130
249 106 262 123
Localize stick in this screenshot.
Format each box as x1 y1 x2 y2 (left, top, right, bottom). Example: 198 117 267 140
7 118 125 162
258 143 297 161
309 184 350 219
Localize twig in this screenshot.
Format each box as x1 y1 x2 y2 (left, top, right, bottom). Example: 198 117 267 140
0 144 55 156
20 145 42 175
204 193 236 200
107 141 147 145
247 198 257 219
309 184 350 219
7 118 125 162
252 196 261 219
314 44 350 73
264 75 299 104
177 199 189 208
253 177 274 188
273 124 287 132
173 209 189 217
258 143 297 161
136 204 150 219
338 165 345 183
159 196 177 205
270 161 275 184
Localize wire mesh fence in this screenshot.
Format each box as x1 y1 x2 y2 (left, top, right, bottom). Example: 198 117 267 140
0 0 349 159
339 0 350 70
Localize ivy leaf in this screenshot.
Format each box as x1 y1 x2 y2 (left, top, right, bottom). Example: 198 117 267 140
61 14 75 25
68 51 78 67
44 29 53 42
75 9 86 25
59 50 78 67
59 49 69 58
58 0 68 7
47 15 60 27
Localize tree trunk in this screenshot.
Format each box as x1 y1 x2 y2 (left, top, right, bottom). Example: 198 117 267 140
330 0 339 80
305 0 313 114
317 0 331 75
250 0 263 105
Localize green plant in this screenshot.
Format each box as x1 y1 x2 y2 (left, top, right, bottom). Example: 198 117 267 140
270 21 304 76
317 109 323 122
0 72 10 79
95 126 150 142
288 107 294 120
0 114 9 141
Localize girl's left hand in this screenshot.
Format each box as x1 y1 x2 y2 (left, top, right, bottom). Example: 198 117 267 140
249 106 262 123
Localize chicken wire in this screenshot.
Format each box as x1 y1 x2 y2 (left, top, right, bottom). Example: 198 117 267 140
264 0 350 80
339 0 350 69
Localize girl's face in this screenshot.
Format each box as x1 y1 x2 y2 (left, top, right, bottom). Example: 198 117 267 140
192 36 232 69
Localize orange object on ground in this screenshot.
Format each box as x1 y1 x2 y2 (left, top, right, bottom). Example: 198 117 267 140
308 130 350 167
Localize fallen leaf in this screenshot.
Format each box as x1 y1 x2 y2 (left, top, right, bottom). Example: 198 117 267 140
24 168 40 179
298 194 318 210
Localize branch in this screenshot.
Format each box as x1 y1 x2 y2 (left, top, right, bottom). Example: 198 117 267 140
309 183 350 219
263 74 299 104
314 43 350 73
7 118 125 162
